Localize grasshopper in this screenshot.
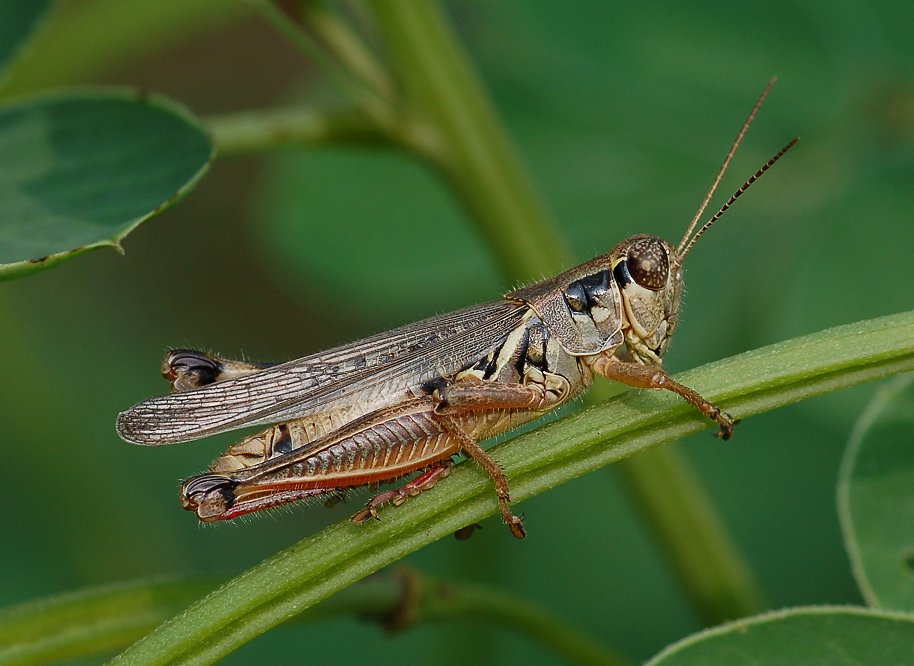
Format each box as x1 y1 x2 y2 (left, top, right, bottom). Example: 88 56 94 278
117 80 796 539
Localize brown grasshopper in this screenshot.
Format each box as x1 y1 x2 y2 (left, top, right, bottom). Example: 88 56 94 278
116 80 796 539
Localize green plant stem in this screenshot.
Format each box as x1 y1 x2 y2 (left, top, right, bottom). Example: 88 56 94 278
110 310 914 665
619 446 766 621
371 0 573 281
372 0 764 624
299 0 394 100
207 106 388 156
0 571 623 666
588 379 766 622
249 0 394 127
413 572 630 666
0 578 214 666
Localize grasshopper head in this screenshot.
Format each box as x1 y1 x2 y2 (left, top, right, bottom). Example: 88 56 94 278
614 126 800 365
506 87 797 361
506 235 683 360
609 234 683 363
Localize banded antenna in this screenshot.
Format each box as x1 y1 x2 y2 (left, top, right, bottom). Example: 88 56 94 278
677 77 798 259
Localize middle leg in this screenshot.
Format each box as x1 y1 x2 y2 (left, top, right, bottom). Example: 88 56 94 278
430 379 570 540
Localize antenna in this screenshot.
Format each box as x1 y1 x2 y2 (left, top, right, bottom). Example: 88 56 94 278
679 137 798 259
677 77 787 257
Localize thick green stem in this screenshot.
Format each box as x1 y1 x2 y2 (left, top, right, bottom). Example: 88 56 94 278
371 0 573 280
0 578 214 666
415 572 630 666
110 310 914 665
619 447 766 621
372 0 763 624
0 571 623 666
590 379 767 621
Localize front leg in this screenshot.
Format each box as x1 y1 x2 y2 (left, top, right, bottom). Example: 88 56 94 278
433 372 571 415
590 353 737 439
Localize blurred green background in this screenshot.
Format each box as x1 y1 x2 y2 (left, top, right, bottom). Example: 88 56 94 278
1 0 912 663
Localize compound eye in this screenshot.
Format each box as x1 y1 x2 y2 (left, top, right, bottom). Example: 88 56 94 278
626 237 669 291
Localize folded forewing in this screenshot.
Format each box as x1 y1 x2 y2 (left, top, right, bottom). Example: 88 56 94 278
116 300 527 445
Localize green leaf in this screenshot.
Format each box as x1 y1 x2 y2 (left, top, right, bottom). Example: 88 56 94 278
0 0 55 87
646 607 914 665
0 90 212 280
839 374 914 609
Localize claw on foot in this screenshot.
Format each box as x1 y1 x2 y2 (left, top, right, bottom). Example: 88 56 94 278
714 414 740 441
506 515 526 540
351 505 380 524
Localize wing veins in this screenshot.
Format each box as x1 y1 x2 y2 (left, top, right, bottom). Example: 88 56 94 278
117 300 527 444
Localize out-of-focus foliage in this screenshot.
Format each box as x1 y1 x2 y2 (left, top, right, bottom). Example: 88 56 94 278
0 0 54 87
0 1 912 664
647 607 914 666
839 376 914 610
0 92 212 279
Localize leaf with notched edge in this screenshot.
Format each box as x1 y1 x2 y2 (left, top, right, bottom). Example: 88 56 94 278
0 91 212 281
